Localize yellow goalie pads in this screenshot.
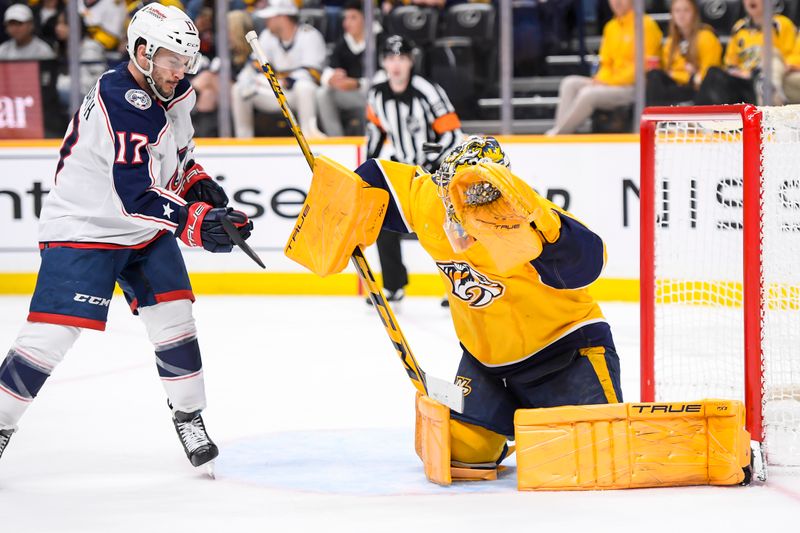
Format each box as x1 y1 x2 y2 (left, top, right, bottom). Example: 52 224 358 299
284 156 389 276
414 393 504 485
515 400 751 490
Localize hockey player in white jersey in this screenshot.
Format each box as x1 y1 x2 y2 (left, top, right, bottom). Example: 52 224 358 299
0 3 253 473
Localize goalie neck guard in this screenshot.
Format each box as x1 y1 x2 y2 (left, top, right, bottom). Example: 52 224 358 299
126 4 201 102
434 135 510 252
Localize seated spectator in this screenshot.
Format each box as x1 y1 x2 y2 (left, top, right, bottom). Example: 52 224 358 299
316 0 373 137
79 0 127 54
781 30 800 103
695 0 795 105
546 0 661 135
52 11 106 106
381 0 445 14
191 9 255 136
646 0 722 106
33 0 65 47
0 4 56 60
194 5 215 59
231 0 327 138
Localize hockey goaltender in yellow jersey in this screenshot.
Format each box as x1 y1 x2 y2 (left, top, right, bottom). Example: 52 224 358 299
284 136 752 490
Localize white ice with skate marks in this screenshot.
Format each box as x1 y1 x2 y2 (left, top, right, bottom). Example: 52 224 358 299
0 295 799 532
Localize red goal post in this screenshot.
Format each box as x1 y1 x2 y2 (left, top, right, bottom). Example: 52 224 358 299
639 104 800 466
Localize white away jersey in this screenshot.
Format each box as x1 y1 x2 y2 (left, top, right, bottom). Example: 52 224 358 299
257 24 326 84
39 63 196 246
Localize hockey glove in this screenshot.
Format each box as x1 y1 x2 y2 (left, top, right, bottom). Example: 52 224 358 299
182 161 229 208
177 203 253 253
449 162 561 273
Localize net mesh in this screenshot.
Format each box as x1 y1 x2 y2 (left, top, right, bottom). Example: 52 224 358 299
651 106 800 466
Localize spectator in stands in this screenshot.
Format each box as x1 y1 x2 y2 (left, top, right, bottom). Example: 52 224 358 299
191 9 255 136
695 0 795 105
783 33 800 103
381 0 445 14
231 0 327 138
316 0 372 137
646 0 722 106
52 10 106 105
32 0 64 47
0 3 56 60
193 5 215 59
79 0 127 55
365 35 463 304
546 0 662 135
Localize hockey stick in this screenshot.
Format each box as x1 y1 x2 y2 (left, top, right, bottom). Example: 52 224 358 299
221 217 266 269
244 31 464 413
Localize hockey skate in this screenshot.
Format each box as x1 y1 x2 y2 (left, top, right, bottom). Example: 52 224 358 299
172 409 218 477
0 428 14 461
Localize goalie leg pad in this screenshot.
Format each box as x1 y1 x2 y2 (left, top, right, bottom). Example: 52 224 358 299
284 156 389 277
514 400 751 491
415 394 508 485
415 393 452 485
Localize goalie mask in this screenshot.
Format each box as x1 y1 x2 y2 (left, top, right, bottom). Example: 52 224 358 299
127 4 201 101
434 135 510 252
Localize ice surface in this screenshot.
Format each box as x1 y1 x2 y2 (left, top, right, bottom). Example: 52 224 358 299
0 296 798 532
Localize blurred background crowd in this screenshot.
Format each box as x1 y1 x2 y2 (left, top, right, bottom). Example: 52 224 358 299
1 0 798 138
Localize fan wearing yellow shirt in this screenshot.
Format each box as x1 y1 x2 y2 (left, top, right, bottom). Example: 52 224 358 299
781 32 800 102
696 0 796 105
646 0 722 105
546 0 662 135
354 136 622 470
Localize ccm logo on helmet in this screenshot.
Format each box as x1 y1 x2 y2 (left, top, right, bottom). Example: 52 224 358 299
73 293 111 307
631 403 702 414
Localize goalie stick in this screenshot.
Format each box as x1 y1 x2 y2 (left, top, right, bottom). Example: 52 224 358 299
244 31 464 413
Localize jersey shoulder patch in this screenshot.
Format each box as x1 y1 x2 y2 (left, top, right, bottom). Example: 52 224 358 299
124 89 152 110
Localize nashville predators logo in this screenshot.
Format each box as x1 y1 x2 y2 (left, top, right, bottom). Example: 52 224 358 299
455 376 472 396
436 261 504 308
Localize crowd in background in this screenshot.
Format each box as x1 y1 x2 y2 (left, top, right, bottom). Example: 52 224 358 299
2 0 800 138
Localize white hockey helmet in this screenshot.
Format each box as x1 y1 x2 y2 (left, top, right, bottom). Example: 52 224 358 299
126 3 201 100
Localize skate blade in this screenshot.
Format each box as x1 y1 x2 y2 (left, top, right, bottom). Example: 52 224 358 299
204 461 216 480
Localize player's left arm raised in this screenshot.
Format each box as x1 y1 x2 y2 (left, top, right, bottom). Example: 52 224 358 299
449 161 606 284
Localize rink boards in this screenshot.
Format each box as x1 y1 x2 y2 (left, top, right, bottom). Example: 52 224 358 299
0 135 641 300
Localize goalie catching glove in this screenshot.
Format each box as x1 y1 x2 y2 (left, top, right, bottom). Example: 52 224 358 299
447 161 562 273
177 203 253 253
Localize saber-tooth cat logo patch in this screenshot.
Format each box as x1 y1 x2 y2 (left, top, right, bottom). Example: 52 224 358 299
436 261 504 308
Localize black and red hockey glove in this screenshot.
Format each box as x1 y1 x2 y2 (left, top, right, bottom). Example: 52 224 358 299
182 161 229 208
177 203 253 253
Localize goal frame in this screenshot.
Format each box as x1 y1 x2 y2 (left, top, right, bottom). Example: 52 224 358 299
639 104 764 443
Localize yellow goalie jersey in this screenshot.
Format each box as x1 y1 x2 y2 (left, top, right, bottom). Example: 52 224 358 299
355 158 611 367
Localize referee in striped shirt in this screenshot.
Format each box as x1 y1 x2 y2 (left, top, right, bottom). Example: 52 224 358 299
366 35 463 303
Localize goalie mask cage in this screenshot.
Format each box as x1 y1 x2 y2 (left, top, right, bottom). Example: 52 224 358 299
640 104 800 467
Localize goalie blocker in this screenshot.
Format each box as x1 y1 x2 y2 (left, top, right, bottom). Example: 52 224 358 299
415 394 752 490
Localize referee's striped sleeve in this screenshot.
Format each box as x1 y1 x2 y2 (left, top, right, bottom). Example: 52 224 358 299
366 89 386 160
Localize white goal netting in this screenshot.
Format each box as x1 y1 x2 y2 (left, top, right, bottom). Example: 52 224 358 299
649 106 800 466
